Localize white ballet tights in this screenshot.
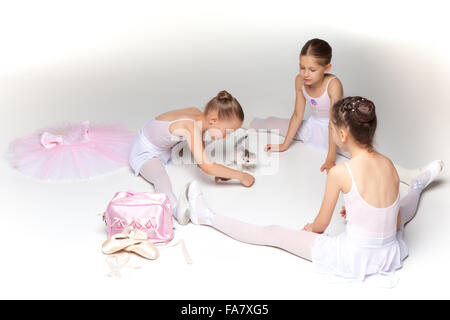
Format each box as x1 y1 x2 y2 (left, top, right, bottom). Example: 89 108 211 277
139 158 177 210
204 184 423 262
399 171 430 230
249 116 420 184
249 117 291 137
210 215 318 261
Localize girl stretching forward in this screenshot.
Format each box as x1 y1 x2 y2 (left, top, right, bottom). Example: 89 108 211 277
249 38 420 183
129 90 255 224
185 96 443 282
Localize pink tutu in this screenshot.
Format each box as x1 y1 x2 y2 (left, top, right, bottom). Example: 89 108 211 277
7 121 136 180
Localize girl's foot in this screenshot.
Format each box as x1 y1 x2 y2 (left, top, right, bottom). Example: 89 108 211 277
187 180 215 225
174 182 191 225
411 160 444 191
395 165 420 186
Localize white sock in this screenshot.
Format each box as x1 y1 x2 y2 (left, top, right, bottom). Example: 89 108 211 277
140 158 178 209
411 171 431 192
410 160 444 191
188 181 215 225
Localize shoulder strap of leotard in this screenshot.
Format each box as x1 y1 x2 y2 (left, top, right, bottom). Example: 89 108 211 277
301 76 337 98
344 162 356 184
301 83 309 98
325 76 337 93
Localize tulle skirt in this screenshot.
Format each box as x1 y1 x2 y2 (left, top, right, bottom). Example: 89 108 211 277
6 121 136 180
297 116 350 158
311 227 408 286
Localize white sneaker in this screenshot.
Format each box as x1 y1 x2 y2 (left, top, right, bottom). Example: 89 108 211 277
187 180 215 225
174 182 191 225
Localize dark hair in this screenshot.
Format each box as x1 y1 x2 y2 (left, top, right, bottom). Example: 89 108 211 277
331 96 377 150
300 38 332 66
204 90 244 122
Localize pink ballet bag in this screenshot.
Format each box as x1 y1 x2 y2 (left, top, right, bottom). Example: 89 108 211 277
104 191 174 244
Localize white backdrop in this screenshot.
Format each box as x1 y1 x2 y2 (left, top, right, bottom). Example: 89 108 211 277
1 0 449 299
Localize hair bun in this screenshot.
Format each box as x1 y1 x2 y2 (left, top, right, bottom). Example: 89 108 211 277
354 98 375 123
217 90 232 103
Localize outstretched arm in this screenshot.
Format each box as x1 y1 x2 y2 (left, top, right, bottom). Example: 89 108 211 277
320 78 343 173
182 121 255 187
303 165 342 233
266 75 306 152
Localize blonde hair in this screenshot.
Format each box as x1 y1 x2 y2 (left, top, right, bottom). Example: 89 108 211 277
204 90 244 121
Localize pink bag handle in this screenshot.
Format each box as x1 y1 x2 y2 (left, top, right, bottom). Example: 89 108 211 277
111 191 171 208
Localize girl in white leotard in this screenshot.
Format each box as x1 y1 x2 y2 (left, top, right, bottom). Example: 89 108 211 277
184 96 443 285
129 90 255 223
249 38 421 184
250 38 345 172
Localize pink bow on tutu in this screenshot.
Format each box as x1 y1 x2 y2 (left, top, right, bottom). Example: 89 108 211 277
40 121 90 148
7 121 136 180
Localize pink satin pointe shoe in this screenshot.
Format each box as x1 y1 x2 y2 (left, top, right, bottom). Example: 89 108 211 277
102 232 144 255
123 241 159 260
102 228 159 260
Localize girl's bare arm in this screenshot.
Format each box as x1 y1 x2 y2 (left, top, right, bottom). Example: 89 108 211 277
180 121 255 187
280 75 306 150
320 78 343 173
266 75 306 152
304 164 342 233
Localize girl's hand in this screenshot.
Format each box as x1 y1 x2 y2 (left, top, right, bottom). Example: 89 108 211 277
215 176 231 183
320 159 336 174
240 172 255 187
265 143 288 152
302 223 313 232
340 206 346 219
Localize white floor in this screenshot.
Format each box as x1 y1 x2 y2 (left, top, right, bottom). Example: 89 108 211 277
1 1 450 299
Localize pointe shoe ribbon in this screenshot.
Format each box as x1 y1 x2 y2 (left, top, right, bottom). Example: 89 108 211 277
102 228 159 260
161 239 192 265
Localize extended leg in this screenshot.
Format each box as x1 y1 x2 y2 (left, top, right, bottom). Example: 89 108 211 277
394 164 421 186
211 214 318 261
399 160 444 229
248 116 293 138
140 158 177 210
399 185 421 230
187 180 318 260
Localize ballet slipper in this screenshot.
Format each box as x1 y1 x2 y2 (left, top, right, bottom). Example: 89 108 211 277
123 241 160 260
102 228 148 255
175 182 191 225
102 232 143 255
